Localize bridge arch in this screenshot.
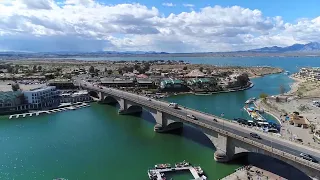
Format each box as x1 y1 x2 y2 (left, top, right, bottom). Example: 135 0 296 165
88 91 99 99
103 96 119 104
125 105 143 114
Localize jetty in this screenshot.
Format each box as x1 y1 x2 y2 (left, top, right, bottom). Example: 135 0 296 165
148 162 207 180
9 102 90 119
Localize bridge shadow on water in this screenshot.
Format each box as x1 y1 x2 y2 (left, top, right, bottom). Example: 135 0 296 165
140 110 216 150
232 153 312 180
168 125 216 151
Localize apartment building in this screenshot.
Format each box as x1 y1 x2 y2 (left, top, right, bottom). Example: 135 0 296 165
24 86 60 109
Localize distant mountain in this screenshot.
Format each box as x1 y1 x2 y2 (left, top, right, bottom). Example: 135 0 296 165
249 42 320 53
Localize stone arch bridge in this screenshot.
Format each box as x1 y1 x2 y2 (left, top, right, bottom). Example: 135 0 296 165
83 84 320 179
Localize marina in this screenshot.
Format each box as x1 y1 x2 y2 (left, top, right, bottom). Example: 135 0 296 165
148 161 207 180
8 102 90 119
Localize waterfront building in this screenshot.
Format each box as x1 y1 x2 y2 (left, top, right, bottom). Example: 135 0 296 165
187 78 211 86
47 79 76 89
59 90 92 103
289 112 310 128
0 91 29 115
137 79 156 89
100 78 134 87
23 86 59 109
160 78 189 92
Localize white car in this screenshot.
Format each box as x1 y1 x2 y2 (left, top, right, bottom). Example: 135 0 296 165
147 98 151 101
187 114 197 120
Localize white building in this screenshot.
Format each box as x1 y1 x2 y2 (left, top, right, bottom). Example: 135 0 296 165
23 86 59 109
59 90 92 103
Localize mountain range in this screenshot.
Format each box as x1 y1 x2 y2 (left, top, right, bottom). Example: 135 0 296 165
248 42 320 53
1 42 320 57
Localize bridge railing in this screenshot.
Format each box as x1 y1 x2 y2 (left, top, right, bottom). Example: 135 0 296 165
85 86 320 170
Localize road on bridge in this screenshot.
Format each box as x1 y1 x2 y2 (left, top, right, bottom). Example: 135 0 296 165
80 81 320 166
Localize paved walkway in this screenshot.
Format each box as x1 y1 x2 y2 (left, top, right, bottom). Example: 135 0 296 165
221 165 287 180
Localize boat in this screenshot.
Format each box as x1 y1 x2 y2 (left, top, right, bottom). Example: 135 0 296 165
245 97 256 104
194 166 204 175
175 160 190 167
284 71 290 75
155 163 171 169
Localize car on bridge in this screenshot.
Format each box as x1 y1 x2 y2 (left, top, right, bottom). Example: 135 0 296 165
187 114 197 120
250 133 262 139
300 153 318 163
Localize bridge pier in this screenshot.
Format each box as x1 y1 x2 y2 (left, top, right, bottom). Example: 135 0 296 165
118 99 143 115
153 111 183 133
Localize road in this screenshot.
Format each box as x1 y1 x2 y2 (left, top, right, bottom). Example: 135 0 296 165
80 81 320 165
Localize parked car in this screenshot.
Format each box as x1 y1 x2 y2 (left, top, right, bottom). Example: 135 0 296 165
300 153 318 163
147 98 151 101
187 114 197 120
250 133 262 139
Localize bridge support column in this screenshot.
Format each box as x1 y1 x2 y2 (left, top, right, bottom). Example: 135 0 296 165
99 92 105 101
214 133 233 162
153 111 183 133
118 98 142 115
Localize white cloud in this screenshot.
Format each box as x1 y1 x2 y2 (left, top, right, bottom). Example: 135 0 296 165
162 2 175 7
0 1 319 52
183 3 194 7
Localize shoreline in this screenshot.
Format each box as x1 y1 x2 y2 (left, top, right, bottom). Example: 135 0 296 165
168 82 254 97
254 100 282 125
285 74 305 95
254 73 304 125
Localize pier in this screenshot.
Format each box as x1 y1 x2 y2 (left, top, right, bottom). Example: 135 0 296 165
8 103 90 119
148 166 206 180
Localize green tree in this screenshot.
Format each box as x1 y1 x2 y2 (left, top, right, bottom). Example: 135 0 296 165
11 83 20 91
134 64 140 70
107 70 113 75
297 91 303 98
37 66 42 71
32 65 37 72
237 73 250 86
89 66 95 73
104 67 108 72
259 93 268 99
199 67 204 72
183 66 188 70
6 66 13 73
14 68 19 74
206 68 212 75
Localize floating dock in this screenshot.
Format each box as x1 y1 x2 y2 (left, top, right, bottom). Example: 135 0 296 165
9 103 90 119
148 164 207 180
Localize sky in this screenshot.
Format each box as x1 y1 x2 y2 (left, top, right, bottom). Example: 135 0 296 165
0 0 320 52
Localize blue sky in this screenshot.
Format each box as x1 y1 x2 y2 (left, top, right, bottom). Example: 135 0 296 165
0 0 320 52
93 0 320 22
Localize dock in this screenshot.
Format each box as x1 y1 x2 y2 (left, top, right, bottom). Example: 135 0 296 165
9 102 90 119
148 166 206 180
